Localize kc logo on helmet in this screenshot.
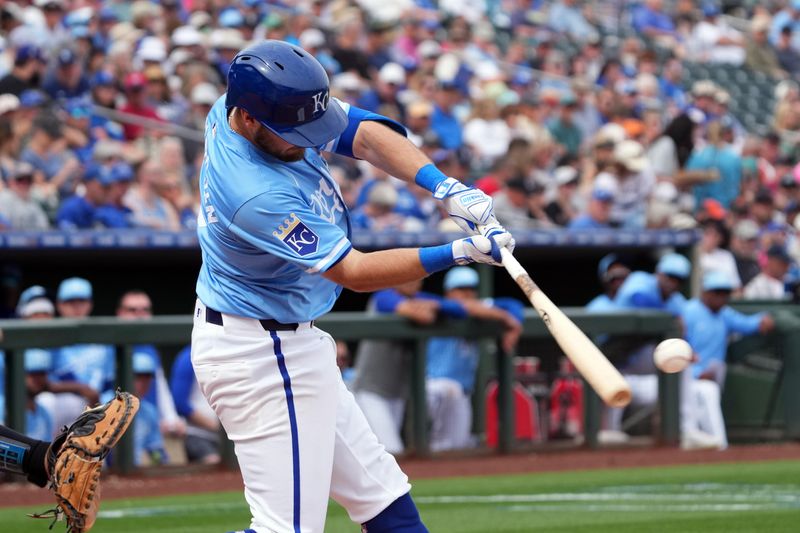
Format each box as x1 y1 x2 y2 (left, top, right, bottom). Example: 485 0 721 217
274 213 319 256
311 91 329 114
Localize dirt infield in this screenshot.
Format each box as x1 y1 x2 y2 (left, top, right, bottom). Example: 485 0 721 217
1 442 798 508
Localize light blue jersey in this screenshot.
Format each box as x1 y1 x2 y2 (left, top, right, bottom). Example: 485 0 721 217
51 344 115 394
680 299 763 379
196 96 404 322
614 271 686 316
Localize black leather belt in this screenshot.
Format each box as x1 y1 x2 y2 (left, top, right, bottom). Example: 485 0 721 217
205 307 302 331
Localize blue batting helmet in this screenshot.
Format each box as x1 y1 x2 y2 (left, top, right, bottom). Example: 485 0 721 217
225 40 347 148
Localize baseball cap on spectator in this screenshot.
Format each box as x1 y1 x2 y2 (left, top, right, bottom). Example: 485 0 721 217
169 49 193 68
701 3 720 17
25 349 53 373
332 72 364 94
110 162 134 183
98 6 117 23
191 82 220 106
702 271 734 292
15 44 44 65
692 80 717 98
656 253 691 279
10 161 35 181
418 40 442 59
219 8 244 28
0 94 19 115
613 140 647 172
367 181 398 208
702 198 726 220
57 277 92 301
19 295 55 318
597 253 627 281
83 163 113 185
407 100 433 119
64 97 91 119
754 188 774 205
444 266 479 291
379 63 406 86
594 123 626 147
172 25 203 47
90 71 115 89
188 10 212 29
133 351 157 375
210 29 245 51
124 72 147 91
767 244 793 264
555 166 579 186
137 37 167 63
734 219 760 240
299 28 326 50
57 48 77 67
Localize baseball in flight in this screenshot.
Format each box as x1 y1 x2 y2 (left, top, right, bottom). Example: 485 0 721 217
653 338 693 373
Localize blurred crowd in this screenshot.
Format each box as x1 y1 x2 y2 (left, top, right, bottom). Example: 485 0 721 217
0 278 222 467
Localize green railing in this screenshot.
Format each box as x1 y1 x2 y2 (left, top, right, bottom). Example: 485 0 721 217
0 309 679 472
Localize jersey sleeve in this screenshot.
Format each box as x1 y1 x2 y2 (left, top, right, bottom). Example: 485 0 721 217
720 307 764 335
320 99 407 159
231 190 352 274
373 289 405 313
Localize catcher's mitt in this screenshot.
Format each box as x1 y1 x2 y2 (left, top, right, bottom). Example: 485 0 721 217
32 390 139 532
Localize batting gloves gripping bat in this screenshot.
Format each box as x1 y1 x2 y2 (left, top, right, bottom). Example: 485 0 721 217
452 233 513 266
434 178 516 248
31 390 139 532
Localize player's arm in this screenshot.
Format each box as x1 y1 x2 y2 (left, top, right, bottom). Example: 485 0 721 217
327 102 510 240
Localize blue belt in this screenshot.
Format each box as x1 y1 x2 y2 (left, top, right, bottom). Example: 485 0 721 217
205 307 301 332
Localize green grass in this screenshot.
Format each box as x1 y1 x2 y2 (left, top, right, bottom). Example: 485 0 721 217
3 460 800 532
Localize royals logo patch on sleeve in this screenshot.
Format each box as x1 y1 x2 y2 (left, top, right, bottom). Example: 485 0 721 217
273 213 319 256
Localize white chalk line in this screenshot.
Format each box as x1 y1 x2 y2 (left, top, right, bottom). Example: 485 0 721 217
97 484 800 519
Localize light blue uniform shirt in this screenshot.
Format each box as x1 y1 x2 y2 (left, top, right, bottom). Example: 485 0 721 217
680 299 764 379
51 344 115 394
426 338 480 394
614 271 686 316
26 401 53 442
196 96 403 322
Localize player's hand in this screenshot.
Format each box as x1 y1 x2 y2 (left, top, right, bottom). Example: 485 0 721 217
759 314 775 334
434 177 499 234
451 232 513 267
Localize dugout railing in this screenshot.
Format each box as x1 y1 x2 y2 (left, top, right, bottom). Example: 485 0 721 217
0 310 679 474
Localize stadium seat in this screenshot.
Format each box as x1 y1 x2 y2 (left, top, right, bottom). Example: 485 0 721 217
485 380 540 447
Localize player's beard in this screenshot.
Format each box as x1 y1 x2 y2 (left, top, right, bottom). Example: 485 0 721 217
254 127 306 162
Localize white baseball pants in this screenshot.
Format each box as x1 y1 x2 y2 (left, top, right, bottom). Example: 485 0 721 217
680 366 728 449
191 301 411 533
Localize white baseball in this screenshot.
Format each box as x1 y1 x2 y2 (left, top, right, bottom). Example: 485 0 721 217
653 338 693 373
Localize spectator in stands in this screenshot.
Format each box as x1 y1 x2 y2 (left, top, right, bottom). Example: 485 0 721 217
743 244 793 300
492 177 543 229
632 0 677 40
0 45 46 97
680 271 775 449
545 166 580 227
357 62 406 117
731 219 762 286
698 219 742 293
119 72 162 141
170 345 222 465
124 159 180 230
547 0 599 43
116 290 185 438
659 57 688 112
548 94 582 157
0 162 50 230
605 140 654 229
776 25 800 76
687 120 742 210
568 178 617 230
688 3 744 65
42 48 90 101
463 98 511 170
55 163 111 230
770 0 800 52
128 352 167 466
404 100 434 148
430 81 464 150
94 162 134 228
426 267 522 452
20 114 81 202
350 181 423 232
746 17 788 79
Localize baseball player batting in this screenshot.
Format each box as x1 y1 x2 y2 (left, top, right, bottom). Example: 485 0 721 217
193 40 514 533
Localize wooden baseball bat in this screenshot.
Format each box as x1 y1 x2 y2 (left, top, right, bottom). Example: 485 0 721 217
497 246 632 408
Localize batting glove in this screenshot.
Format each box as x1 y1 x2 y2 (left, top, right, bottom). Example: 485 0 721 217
434 177 499 233
452 232 513 267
